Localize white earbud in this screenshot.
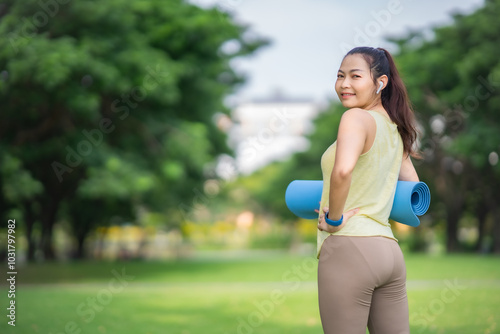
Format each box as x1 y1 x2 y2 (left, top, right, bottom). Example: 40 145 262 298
376 81 384 94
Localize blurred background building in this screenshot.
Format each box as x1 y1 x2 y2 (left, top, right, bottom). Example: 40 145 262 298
228 89 324 174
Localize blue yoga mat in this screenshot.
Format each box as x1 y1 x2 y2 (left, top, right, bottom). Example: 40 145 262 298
285 180 430 227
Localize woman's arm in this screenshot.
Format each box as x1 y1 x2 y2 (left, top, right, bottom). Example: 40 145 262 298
327 109 368 220
399 154 419 182
318 109 370 233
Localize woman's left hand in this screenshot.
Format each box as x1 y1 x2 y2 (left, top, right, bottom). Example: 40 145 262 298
317 207 359 233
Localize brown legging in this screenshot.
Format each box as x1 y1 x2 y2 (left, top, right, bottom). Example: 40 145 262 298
318 235 410 334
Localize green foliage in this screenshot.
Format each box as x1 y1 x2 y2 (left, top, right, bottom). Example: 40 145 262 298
395 0 500 162
393 0 500 251
0 154 43 202
0 0 269 259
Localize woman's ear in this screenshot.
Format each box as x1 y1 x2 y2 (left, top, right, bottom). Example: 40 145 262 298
378 75 389 91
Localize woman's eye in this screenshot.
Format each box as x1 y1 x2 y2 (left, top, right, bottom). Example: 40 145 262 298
337 74 344 78
353 75 361 78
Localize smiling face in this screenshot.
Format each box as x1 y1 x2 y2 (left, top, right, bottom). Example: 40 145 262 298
335 54 380 110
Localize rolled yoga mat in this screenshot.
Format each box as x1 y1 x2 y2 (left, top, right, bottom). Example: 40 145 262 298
285 180 430 227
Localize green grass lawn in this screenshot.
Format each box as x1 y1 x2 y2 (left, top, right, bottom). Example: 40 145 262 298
1 251 499 334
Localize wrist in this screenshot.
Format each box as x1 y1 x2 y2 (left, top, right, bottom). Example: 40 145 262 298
325 211 343 226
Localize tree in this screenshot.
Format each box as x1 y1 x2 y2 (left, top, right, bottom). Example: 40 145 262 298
0 0 269 260
393 0 500 252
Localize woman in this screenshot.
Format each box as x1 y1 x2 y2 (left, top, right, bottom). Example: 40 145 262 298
316 46 420 334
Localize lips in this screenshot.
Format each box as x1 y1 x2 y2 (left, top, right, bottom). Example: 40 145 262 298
341 93 355 98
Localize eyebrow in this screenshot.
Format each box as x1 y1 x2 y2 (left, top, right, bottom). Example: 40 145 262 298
338 69 364 73
339 68 363 73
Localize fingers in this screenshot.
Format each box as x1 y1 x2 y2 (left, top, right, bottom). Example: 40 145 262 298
317 213 326 232
344 207 360 219
314 201 321 214
317 207 359 233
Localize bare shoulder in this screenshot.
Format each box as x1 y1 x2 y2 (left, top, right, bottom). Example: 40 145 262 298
340 108 374 127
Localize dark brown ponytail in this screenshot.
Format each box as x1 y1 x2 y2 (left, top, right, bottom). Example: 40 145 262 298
345 47 420 158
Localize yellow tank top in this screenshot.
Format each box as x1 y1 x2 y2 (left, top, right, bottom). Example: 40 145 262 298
317 110 403 258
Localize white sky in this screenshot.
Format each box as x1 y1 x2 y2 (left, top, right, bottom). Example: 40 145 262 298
191 0 484 105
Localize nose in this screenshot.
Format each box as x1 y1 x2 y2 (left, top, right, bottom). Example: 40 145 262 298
336 75 350 89
340 77 351 88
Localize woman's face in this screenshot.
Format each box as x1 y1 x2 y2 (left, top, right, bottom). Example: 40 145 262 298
335 54 378 109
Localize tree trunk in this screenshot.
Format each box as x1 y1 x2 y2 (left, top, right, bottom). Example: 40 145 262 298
445 189 464 253
23 201 37 261
446 183 464 253
446 209 461 252
41 222 55 260
34 159 84 261
74 232 87 259
493 208 500 254
474 201 489 253
40 198 60 260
